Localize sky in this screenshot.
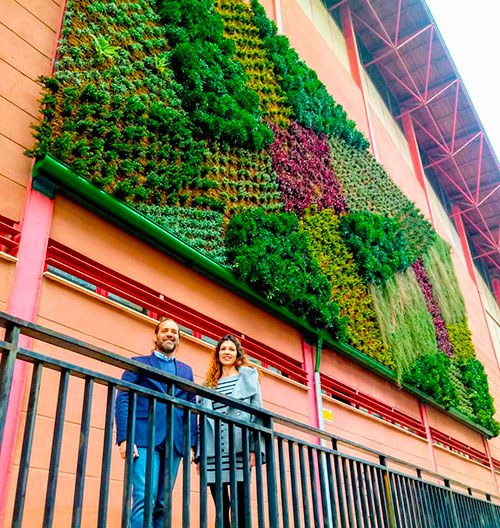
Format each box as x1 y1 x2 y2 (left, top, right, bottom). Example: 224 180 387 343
424 0 500 160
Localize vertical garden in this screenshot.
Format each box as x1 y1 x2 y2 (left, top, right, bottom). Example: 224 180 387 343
28 0 498 434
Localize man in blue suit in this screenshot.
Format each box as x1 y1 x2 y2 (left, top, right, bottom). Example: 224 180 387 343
115 318 197 528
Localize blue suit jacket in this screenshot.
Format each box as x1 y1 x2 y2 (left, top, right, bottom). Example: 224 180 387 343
115 353 198 455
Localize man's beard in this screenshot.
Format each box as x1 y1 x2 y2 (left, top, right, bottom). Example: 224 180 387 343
158 339 177 354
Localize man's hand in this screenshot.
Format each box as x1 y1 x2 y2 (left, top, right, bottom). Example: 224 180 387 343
249 452 256 468
119 441 139 460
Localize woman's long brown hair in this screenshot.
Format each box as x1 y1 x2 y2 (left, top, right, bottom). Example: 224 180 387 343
203 334 252 389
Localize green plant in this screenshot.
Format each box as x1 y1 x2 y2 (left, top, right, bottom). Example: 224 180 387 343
448 360 474 418
91 34 121 58
456 358 499 435
301 209 393 367
27 0 205 207
250 0 369 150
157 0 273 150
137 204 227 263
370 269 439 380
329 136 435 262
422 237 466 326
402 353 458 409
339 212 411 284
225 208 347 338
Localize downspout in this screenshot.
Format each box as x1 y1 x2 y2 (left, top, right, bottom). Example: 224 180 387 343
314 335 333 524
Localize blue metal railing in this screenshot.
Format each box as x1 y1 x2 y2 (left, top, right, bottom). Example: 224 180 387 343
1 310 500 527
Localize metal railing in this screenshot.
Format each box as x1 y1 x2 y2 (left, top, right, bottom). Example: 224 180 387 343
1 310 500 527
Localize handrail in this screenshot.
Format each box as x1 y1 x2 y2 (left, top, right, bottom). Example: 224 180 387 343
0 309 498 501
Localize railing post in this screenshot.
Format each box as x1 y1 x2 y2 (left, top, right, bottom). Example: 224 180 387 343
444 478 461 527
265 417 279 528
379 455 398 528
0 323 20 446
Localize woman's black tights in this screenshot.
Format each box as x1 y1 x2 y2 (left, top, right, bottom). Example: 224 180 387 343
209 482 246 528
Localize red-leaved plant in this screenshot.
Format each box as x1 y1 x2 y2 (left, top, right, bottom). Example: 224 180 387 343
268 122 347 216
412 257 454 357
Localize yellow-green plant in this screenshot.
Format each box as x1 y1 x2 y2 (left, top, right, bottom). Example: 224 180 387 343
301 209 393 367
448 321 475 361
214 0 291 127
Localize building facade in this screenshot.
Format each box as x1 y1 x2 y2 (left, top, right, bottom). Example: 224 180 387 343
1 0 500 525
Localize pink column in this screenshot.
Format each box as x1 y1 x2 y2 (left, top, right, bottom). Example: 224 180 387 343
401 113 435 226
452 205 477 286
339 4 379 159
0 186 54 521
482 437 500 494
419 402 438 473
303 337 320 431
270 0 284 34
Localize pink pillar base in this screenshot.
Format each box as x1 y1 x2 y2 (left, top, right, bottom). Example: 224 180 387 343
303 338 320 432
0 187 54 522
419 402 438 473
482 437 500 494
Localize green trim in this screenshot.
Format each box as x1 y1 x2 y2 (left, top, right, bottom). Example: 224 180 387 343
33 154 494 438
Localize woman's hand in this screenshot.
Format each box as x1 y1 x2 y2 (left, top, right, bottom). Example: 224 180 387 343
249 452 256 468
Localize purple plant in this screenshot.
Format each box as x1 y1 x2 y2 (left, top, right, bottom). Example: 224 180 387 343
412 257 454 357
268 122 347 216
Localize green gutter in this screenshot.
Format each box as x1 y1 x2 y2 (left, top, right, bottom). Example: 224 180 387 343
33 155 495 438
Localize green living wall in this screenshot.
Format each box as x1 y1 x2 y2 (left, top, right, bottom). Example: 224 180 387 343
29 0 497 434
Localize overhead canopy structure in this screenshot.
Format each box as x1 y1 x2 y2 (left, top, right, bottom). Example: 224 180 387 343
327 0 500 281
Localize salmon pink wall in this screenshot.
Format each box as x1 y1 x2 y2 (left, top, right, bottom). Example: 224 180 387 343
321 348 420 418
323 399 433 470
370 110 433 222
0 260 16 311
0 0 62 222
49 196 304 360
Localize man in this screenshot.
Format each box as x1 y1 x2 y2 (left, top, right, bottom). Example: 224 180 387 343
115 318 197 528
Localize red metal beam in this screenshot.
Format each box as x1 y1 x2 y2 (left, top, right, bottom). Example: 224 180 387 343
0 186 55 521
493 279 500 308
450 80 460 153
363 24 433 68
419 403 438 473
394 0 402 46
475 134 484 204
423 25 434 101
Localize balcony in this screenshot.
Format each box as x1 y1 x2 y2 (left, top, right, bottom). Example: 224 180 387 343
0 311 499 527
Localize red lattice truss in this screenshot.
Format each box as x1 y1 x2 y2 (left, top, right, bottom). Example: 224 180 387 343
328 0 500 279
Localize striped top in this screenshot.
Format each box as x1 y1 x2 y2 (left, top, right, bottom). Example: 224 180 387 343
213 375 239 413
207 374 244 483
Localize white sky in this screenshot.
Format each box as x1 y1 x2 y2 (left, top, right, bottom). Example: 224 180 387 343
424 0 500 160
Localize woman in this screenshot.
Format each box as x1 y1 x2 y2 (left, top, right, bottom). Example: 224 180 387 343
196 334 263 528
